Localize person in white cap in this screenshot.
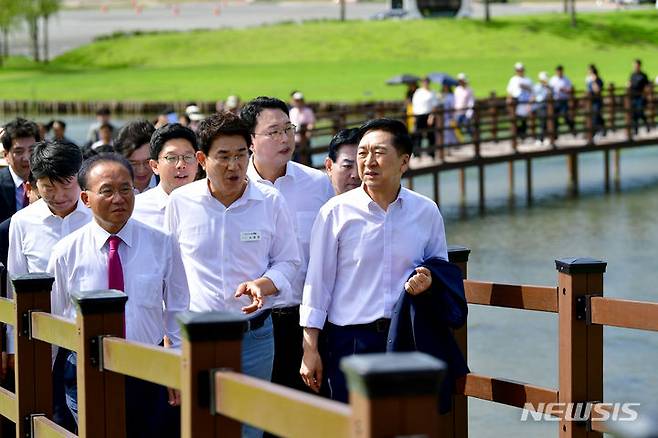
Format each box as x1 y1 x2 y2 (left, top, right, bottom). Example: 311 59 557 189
289 91 316 162
454 73 475 137
506 62 533 139
532 71 552 146
225 95 241 115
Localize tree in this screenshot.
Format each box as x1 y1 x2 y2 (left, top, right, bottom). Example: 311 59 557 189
0 0 21 64
38 0 61 62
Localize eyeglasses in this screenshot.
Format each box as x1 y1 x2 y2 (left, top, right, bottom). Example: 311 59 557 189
128 159 150 170
253 124 296 139
93 186 134 198
160 154 196 165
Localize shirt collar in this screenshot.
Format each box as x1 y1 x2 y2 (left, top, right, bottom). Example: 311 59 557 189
247 156 295 185
153 184 169 210
7 166 24 189
90 217 135 251
34 198 90 221
354 184 406 210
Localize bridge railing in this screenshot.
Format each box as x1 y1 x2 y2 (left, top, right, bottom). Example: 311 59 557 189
1 245 658 437
0 269 446 438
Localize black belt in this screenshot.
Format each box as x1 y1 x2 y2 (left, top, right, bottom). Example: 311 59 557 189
271 305 299 316
244 309 271 332
331 318 391 334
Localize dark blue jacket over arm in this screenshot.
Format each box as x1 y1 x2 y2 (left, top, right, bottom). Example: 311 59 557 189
387 257 469 413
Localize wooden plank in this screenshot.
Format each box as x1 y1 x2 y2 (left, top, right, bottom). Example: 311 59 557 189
464 280 558 312
101 337 181 389
455 373 558 409
30 312 77 351
0 387 16 424
32 415 77 438
590 297 658 332
214 371 351 438
0 298 15 326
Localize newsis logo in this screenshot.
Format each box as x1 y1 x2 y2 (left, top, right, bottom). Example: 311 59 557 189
520 402 640 422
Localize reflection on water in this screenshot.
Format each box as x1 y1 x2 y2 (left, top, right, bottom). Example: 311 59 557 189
3 115 657 436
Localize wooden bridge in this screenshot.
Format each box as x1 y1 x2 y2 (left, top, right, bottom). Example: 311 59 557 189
1 247 657 437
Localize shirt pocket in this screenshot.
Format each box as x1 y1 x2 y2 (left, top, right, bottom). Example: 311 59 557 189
129 274 163 310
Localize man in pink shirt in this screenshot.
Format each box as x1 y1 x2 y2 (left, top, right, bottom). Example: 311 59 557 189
454 73 475 137
289 91 316 162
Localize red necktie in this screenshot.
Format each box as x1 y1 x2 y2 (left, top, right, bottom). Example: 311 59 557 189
107 236 124 292
21 181 29 208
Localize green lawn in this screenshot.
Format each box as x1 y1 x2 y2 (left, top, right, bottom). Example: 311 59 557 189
1 10 656 102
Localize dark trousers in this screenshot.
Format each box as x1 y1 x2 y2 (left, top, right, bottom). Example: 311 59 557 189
413 114 436 157
323 322 389 403
632 96 649 134
270 306 307 392
554 100 575 134
591 99 606 135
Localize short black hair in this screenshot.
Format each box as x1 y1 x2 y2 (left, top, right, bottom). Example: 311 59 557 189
30 141 83 184
240 96 289 133
357 118 413 156
78 153 135 191
114 120 155 158
96 107 111 116
149 123 198 160
197 111 251 155
52 120 66 130
556 65 564 70
634 59 642 65
2 118 40 152
328 128 360 162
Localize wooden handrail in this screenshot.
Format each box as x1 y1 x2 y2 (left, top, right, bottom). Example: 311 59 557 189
0 297 15 326
590 296 658 332
30 312 77 351
31 415 77 438
213 370 352 438
464 280 558 312
0 386 16 423
455 373 558 409
101 337 182 390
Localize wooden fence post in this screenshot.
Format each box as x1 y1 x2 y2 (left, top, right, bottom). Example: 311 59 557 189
490 92 498 143
508 99 518 152
556 258 606 438
547 93 556 145
73 289 127 438
585 93 594 144
11 274 55 438
647 85 655 129
342 352 446 438
447 246 470 438
178 312 245 438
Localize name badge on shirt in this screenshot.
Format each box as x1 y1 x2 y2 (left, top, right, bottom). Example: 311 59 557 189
240 231 261 242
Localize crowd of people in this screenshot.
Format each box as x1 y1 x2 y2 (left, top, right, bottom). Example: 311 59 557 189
407 59 654 153
0 96 467 437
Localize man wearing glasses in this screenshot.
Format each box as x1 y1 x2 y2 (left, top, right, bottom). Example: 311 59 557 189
242 97 334 396
48 153 189 436
133 123 199 230
115 120 157 193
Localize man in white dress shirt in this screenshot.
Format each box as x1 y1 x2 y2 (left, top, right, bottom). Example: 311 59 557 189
133 123 199 230
6 140 90 431
241 97 334 395
299 118 448 402
48 153 189 437
165 112 300 438
115 120 157 193
549 65 575 135
324 128 361 196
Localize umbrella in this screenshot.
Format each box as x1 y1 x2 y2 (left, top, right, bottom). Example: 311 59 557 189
386 74 421 85
427 72 459 87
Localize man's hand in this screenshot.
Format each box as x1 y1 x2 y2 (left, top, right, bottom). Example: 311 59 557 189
167 388 181 406
300 350 323 393
404 266 432 296
235 277 277 314
300 328 322 393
